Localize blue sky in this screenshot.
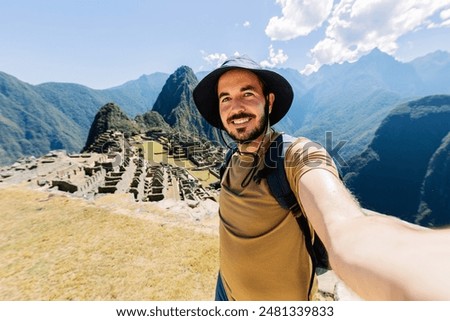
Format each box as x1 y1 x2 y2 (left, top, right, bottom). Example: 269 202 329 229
1 0 450 89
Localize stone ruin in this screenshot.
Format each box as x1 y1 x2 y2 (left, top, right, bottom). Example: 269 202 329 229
0 129 222 208
146 130 225 171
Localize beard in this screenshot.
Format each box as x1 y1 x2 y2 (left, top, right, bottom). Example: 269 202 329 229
226 103 269 144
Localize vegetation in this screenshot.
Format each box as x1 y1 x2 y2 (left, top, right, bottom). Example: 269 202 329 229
344 95 450 226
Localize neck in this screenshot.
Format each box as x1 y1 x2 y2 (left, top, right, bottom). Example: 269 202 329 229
237 127 272 154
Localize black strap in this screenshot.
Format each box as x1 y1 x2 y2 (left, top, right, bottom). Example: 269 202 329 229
296 214 317 299
263 134 300 212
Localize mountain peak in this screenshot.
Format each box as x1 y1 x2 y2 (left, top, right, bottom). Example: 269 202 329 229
175 65 195 74
82 102 140 151
151 66 198 120
359 48 398 64
369 47 387 55
149 64 215 139
170 65 198 86
99 101 122 113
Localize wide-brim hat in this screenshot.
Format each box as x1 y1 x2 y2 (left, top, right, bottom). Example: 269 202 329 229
193 56 294 129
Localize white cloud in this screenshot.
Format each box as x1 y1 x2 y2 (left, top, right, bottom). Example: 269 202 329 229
201 51 228 67
243 21 251 27
260 45 289 68
265 0 334 40
302 0 450 74
429 7 450 27
441 8 450 19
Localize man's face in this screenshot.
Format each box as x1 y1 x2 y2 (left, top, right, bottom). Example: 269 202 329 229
217 69 274 144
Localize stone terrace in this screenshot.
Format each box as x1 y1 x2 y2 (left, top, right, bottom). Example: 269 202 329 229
0 129 223 207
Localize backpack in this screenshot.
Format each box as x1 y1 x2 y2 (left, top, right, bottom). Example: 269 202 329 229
220 133 330 297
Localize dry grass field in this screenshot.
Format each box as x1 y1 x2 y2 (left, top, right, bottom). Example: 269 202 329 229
0 186 219 301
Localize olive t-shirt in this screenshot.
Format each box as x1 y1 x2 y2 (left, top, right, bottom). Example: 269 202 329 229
219 132 338 300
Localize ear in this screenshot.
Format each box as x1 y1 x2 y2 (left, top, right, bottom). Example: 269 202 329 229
268 93 275 114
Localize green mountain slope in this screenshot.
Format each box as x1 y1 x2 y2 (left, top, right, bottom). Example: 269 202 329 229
344 95 450 226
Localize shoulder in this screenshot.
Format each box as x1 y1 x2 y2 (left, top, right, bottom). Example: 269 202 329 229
284 136 338 180
285 136 325 159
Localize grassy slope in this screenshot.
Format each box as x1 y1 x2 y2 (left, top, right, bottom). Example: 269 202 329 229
0 187 219 301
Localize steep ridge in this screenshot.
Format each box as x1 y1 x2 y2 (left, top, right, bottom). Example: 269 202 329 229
82 102 141 151
151 66 220 142
344 95 450 226
417 132 450 226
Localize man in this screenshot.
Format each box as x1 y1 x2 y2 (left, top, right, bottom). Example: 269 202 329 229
193 56 450 301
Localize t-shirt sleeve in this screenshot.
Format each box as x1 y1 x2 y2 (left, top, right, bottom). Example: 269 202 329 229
284 137 339 196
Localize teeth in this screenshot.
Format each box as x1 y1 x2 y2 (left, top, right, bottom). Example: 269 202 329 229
232 117 250 124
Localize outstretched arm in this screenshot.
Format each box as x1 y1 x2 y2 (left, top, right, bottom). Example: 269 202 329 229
298 168 450 300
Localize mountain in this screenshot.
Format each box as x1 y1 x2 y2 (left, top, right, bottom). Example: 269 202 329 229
35 82 108 133
83 67 219 152
35 73 168 130
0 72 167 166
2 49 450 167
410 50 450 94
277 49 450 166
101 73 169 117
135 111 171 131
344 95 450 226
82 102 141 151
0 72 84 165
151 66 220 142
416 132 450 226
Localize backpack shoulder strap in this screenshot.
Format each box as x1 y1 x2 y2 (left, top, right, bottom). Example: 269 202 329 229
262 133 300 212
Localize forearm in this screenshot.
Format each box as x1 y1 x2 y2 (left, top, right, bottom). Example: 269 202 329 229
329 215 450 300
299 169 450 300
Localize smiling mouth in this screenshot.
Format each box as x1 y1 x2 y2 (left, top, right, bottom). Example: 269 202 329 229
228 112 255 126
231 117 251 125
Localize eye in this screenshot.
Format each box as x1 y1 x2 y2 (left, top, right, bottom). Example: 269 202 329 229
220 96 231 103
243 91 254 97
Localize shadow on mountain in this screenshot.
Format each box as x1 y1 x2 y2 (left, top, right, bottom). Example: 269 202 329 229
344 95 450 227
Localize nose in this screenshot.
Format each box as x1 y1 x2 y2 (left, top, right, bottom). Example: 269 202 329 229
229 97 245 114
